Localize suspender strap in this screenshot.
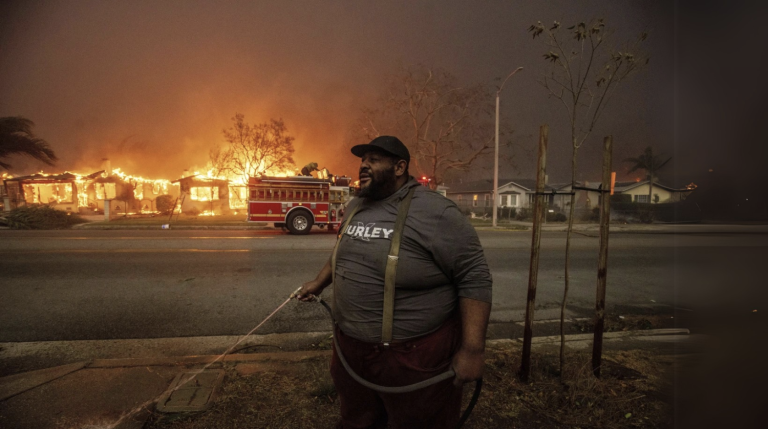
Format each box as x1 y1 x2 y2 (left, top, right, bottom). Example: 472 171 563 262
381 187 416 343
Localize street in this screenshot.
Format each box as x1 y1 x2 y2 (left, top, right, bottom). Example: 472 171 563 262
2 228 765 344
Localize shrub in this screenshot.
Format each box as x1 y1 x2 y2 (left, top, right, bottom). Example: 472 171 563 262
581 207 600 222
515 207 532 221
0 205 88 229
499 207 517 220
610 194 632 204
156 195 176 214
546 212 567 222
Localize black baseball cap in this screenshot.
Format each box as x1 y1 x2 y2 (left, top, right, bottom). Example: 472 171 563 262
351 136 410 163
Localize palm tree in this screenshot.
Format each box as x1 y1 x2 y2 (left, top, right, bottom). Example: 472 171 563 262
0 116 57 170
624 146 671 204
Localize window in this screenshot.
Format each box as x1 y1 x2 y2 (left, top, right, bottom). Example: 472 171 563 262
501 195 517 207
634 194 649 203
457 194 463 204
484 194 491 207
94 183 116 200
191 187 219 201
473 194 478 207
23 183 74 204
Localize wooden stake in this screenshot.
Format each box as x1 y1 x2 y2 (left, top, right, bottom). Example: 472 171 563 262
592 135 613 377
520 125 548 382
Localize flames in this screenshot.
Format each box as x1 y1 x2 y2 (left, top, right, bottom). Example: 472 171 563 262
112 168 173 203
186 165 298 213
6 152 307 216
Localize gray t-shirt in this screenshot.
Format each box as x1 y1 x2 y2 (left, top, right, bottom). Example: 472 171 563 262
333 178 492 342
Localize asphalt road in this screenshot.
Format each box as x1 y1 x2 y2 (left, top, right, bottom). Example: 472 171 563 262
0 229 765 342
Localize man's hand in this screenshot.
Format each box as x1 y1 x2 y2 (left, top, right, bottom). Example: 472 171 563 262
295 279 325 302
451 347 485 386
294 258 333 302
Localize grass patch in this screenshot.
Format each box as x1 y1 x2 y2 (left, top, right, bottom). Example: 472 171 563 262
0 205 88 229
145 346 674 429
469 219 528 230
574 314 674 333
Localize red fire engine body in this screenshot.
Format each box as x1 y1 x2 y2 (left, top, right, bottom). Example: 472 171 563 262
247 176 352 234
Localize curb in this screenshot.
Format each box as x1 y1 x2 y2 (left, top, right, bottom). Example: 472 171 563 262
0 361 89 401
86 349 332 368
72 225 275 230
0 328 690 400
487 328 690 347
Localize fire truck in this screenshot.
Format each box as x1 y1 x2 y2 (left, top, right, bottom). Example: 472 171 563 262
247 175 353 234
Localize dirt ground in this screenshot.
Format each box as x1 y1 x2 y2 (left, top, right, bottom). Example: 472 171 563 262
144 343 675 429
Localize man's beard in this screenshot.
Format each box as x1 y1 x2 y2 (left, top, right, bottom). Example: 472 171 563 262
358 166 397 200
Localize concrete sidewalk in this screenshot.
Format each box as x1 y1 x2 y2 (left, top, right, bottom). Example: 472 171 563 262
0 329 702 429
476 221 768 234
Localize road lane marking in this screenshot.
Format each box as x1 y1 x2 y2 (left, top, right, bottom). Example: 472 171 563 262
0 248 331 254
0 249 253 253
4 237 275 240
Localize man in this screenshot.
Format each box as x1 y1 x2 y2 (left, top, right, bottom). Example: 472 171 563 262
296 136 492 429
300 162 319 176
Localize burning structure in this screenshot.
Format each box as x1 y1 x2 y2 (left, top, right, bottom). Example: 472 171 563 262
172 174 247 216
3 171 104 213
2 167 180 215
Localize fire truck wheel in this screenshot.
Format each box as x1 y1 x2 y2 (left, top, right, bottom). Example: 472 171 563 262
286 210 313 235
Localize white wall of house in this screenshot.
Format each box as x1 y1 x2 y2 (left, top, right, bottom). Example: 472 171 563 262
498 183 529 207
622 184 674 204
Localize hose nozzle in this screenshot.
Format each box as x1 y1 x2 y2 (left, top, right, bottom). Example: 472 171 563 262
290 286 303 299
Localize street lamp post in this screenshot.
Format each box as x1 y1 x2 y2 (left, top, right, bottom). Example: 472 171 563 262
493 67 523 227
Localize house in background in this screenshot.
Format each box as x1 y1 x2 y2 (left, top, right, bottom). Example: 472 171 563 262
445 178 573 213
573 179 696 206
2 170 182 215
2 171 104 212
172 175 232 215
444 177 696 216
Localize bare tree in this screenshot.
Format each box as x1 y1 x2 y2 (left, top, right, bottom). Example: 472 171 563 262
350 64 509 187
207 144 231 214
528 18 648 378
223 114 296 183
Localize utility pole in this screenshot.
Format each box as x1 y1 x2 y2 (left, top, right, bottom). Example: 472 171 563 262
493 67 523 227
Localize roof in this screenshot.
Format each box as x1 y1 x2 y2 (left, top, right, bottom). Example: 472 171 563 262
613 180 690 192
171 174 229 185
3 171 104 182
445 178 565 194
572 180 693 192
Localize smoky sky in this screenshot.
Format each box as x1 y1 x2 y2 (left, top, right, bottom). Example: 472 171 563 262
0 0 763 196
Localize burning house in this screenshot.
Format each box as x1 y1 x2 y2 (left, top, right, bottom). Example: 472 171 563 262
2 171 104 213
172 174 245 216
2 168 180 216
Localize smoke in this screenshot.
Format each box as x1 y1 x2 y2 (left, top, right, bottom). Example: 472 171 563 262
3 0 750 197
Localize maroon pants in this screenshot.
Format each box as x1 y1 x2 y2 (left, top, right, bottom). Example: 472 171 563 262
331 316 462 429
